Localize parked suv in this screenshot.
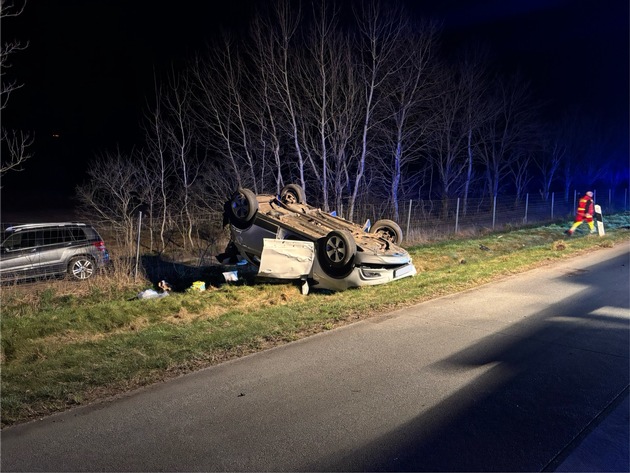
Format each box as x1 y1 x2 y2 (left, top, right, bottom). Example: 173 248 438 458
0 222 110 282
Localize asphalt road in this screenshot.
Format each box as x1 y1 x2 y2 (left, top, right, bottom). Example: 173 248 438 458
2 244 629 472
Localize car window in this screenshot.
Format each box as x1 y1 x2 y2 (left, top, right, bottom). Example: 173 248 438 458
1 226 95 249
39 229 70 245
25 231 39 248
81 227 98 240
31 231 46 247
5 231 38 249
70 228 87 241
61 228 74 242
2 232 23 249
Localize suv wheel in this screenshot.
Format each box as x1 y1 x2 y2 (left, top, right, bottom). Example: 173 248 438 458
69 257 95 280
228 188 258 229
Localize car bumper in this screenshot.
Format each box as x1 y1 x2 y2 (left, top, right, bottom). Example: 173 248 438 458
311 259 417 291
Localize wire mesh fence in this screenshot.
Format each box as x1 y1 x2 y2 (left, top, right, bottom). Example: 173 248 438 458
127 189 627 264
2 189 628 278
351 190 628 242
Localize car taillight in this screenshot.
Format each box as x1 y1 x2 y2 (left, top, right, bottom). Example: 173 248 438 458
93 241 107 252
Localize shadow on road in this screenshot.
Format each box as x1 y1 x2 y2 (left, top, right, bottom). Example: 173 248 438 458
319 253 630 472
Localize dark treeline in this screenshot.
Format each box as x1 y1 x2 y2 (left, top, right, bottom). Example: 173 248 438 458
76 0 628 252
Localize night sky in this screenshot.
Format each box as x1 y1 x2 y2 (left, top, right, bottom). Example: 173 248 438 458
1 0 628 212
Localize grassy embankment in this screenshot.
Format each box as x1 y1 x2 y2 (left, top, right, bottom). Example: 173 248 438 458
2 215 629 427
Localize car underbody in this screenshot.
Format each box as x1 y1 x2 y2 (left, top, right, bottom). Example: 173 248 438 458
221 185 417 292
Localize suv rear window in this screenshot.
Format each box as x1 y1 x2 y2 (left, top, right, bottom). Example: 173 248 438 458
69 228 88 241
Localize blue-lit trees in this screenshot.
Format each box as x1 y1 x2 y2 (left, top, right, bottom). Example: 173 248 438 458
94 0 626 233
375 19 439 222
477 73 536 200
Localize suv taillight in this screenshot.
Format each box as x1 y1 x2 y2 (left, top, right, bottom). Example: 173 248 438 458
93 240 107 252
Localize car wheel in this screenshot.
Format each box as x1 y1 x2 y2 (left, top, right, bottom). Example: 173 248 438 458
68 256 95 280
370 219 403 245
318 229 356 277
228 188 258 228
280 184 306 205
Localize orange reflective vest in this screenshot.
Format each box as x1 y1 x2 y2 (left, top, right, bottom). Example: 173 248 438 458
575 195 594 221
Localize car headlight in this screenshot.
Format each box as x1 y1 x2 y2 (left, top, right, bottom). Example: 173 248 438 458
360 268 384 279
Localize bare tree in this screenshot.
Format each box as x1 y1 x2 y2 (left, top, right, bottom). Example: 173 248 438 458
138 78 177 252
555 112 583 201
509 148 534 204
192 27 283 198
145 0 562 229
76 150 142 251
327 35 362 215
341 0 409 220
425 64 470 215
554 109 619 200
162 70 199 249
249 16 286 195
580 121 616 187
0 0 32 180
296 0 342 210
376 21 439 220
477 73 536 200
261 0 307 192
535 132 564 201
456 47 492 214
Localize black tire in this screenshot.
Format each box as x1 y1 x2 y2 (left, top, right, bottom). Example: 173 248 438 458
370 219 403 245
228 188 258 228
68 256 95 280
318 229 356 277
280 184 306 205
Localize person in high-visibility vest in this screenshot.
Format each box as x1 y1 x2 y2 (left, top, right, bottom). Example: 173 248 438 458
565 191 595 236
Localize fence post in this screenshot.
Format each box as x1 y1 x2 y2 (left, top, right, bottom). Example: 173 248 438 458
134 211 142 281
524 193 529 223
609 188 612 209
551 192 555 219
626 188 628 211
455 197 460 233
573 190 577 212
492 195 497 229
406 200 412 239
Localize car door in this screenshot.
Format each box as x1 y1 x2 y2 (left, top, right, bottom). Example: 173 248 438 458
0 230 41 280
36 228 73 276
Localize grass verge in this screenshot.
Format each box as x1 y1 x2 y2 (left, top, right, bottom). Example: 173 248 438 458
2 216 629 427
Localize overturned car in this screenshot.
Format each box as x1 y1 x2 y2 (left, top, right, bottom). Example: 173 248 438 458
220 184 416 293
